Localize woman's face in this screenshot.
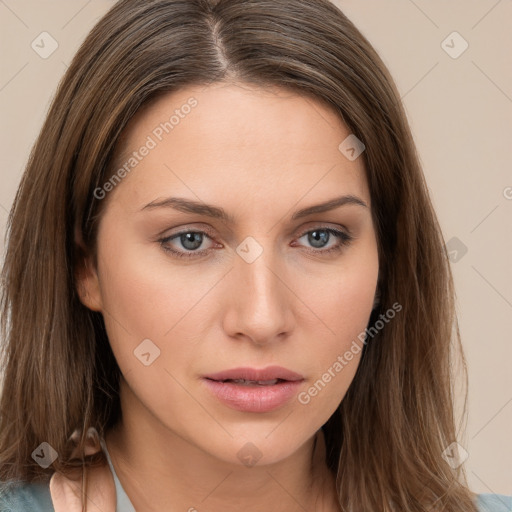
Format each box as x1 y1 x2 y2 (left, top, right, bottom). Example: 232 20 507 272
78 82 379 466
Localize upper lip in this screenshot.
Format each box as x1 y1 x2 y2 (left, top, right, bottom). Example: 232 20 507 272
204 366 304 382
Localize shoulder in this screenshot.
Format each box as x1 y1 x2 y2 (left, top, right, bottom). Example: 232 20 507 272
475 493 512 512
0 480 54 512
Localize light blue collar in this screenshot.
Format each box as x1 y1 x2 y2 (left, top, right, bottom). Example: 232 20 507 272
99 437 137 512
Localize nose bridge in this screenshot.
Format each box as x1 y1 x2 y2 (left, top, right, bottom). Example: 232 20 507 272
235 241 284 315
224 237 293 342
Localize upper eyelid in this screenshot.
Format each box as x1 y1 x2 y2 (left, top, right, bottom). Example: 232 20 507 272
163 218 350 234
162 224 350 246
163 223 347 236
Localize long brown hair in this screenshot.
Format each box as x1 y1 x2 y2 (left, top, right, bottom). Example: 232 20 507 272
0 0 478 510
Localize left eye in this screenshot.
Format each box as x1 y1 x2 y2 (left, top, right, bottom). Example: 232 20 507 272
295 227 353 252
159 231 216 259
159 227 353 259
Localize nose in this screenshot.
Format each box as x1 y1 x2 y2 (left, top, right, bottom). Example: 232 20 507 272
221 247 295 346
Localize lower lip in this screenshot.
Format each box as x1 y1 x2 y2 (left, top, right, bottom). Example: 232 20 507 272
202 378 304 413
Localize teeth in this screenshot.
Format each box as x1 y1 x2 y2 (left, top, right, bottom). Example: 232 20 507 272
229 379 279 385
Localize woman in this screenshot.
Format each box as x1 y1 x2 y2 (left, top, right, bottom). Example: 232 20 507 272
0 0 509 511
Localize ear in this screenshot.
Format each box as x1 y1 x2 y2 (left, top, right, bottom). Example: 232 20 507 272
74 231 103 312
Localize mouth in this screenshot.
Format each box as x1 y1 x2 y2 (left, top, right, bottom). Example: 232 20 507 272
203 365 304 383
201 366 304 413
206 378 287 386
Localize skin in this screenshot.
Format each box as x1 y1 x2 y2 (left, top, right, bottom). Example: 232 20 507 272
77 82 379 511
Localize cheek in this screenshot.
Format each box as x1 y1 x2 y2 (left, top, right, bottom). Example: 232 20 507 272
94 230 170 366
297 248 378 344
95 232 223 375
294 276 373 414
293 248 378 402
95 249 204 422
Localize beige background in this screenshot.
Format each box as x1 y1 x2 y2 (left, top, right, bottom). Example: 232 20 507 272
0 0 511 496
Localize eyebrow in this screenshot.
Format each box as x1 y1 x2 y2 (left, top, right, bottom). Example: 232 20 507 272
141 194 368 223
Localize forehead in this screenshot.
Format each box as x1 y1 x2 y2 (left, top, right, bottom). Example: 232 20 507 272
107 82 370 214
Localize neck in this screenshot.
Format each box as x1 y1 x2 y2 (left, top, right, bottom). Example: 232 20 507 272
105 381 340 512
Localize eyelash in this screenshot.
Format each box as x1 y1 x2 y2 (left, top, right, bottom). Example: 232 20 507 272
158 226 354 260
